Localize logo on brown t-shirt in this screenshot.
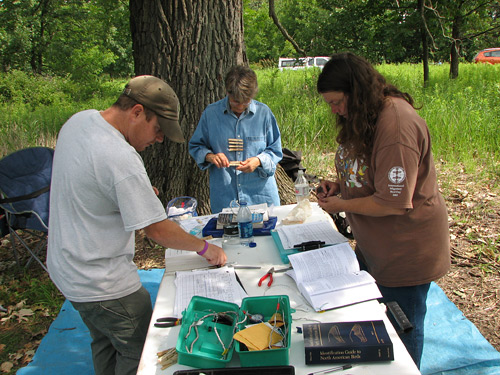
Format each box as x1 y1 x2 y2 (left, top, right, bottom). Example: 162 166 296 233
388 166 406 196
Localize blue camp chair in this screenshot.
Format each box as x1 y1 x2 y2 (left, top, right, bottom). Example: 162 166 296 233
0 147 54 272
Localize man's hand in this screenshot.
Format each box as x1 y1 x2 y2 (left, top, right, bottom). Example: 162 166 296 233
199 243 227 266
206 152 229 168
143 220 228 265
236 157 261 173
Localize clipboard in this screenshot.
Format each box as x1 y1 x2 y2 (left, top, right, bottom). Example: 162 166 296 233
271 230 298 264
271 221 348 263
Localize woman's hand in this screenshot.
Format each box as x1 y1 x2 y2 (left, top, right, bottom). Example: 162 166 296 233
316 180 340 199
317 195 345 214
236 157 261 173
206 152 229 168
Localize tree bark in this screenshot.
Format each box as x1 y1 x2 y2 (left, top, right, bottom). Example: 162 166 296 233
276 163 296 205
418 0 430 86
129 0 246 215
449 15 461 79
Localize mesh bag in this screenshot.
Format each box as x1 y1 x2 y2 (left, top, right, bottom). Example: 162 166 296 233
166 196 198 222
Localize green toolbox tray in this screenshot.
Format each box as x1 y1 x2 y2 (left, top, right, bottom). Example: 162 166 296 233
176 296 240 368
236 295 292 367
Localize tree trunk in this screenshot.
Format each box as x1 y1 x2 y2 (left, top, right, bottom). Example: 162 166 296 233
276 164 296 205
418 0 429 86
449 16 461 79
129 0 246 215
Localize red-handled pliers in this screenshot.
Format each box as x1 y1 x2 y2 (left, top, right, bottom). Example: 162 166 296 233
258 267 275 287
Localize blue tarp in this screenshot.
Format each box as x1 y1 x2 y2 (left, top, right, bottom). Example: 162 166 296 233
17 273 500 375
17 269 164 375
421 283 500 375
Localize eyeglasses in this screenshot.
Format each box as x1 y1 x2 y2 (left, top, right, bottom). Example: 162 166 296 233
229 98 251 107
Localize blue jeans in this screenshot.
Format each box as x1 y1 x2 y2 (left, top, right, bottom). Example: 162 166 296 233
358 258 430 369
71 286 153 375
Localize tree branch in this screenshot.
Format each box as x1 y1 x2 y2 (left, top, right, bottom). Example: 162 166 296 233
268 0 306 56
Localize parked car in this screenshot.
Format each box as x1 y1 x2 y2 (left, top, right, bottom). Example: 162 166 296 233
474 48 500 64
278 56 330 71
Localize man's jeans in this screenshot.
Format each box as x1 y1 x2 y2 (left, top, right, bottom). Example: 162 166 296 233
71 286 152 375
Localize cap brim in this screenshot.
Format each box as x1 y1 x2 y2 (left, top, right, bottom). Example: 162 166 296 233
158 117 185 143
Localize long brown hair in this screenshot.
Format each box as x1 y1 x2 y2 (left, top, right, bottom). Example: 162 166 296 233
317 52 415 158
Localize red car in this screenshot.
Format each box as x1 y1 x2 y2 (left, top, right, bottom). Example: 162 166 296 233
474 48 500 64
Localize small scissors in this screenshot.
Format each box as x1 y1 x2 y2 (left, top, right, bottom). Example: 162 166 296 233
258 267 275 287
154 317 182 328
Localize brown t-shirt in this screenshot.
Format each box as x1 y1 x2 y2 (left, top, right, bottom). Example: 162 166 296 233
335 97 450 287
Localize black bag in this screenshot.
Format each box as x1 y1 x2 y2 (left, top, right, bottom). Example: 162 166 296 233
331 212 354 239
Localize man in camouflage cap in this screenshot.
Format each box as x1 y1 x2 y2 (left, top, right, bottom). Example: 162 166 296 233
47 76 226 375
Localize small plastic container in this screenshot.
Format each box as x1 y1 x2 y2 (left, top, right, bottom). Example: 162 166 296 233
222 224 240 248
236 295 292 367
176 296 240 368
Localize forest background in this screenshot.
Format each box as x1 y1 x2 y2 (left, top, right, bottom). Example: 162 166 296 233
0 0 499 373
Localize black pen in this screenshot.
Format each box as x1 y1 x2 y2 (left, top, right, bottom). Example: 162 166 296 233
307 364 353 375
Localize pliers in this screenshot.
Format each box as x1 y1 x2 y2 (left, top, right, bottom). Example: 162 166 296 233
258 267 275 287
154 317 182 328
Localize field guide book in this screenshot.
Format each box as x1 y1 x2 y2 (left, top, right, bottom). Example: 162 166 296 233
286 243 382 311
303 320 394 364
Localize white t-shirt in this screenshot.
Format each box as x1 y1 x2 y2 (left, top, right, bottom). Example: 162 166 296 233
47 109 167 302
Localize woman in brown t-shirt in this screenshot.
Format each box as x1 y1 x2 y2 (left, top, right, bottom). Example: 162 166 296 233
315 52 450 369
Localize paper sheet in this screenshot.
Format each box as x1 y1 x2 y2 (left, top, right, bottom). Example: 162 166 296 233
174 266 247 317
164 238 223 273
276 220 348 249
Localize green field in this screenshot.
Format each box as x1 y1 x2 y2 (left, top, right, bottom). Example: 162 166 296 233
256 63 500 180
1 64 499 182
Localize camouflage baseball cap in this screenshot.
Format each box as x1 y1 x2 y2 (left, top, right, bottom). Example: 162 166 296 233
123 75 184 143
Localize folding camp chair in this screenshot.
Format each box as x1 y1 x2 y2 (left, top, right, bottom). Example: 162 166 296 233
0 147 54 272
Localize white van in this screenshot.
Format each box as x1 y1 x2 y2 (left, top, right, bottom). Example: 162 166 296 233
278 56 330 70
307 56 330 69
278 57 309 70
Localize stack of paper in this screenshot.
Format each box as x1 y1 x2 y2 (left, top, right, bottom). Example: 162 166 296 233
174 266 247 317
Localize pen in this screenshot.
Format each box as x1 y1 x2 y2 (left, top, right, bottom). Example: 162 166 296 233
307 364 353 375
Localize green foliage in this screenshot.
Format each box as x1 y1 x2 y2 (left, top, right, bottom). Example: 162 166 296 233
243 0 500 66
0 64 498 182
377 63 500 173
0 72 126 157
254 63 499 181
0 0 133 78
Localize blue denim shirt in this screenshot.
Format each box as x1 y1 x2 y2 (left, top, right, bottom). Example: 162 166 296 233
189 96 282 213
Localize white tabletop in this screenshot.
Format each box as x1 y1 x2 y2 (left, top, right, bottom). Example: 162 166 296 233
137 203 421 375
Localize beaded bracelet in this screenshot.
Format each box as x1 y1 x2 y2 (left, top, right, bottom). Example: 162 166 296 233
197 240 209 256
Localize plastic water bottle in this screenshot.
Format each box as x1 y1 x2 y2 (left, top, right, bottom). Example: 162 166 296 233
294 170 309 203
237 201 254 246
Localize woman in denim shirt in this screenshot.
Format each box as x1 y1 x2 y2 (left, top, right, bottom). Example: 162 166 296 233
189 66 283 213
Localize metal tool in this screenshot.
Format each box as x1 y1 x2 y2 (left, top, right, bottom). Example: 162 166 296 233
154 317 181 328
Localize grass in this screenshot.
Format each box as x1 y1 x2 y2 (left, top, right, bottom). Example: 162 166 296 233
255 63 500 181
0 64 499 372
